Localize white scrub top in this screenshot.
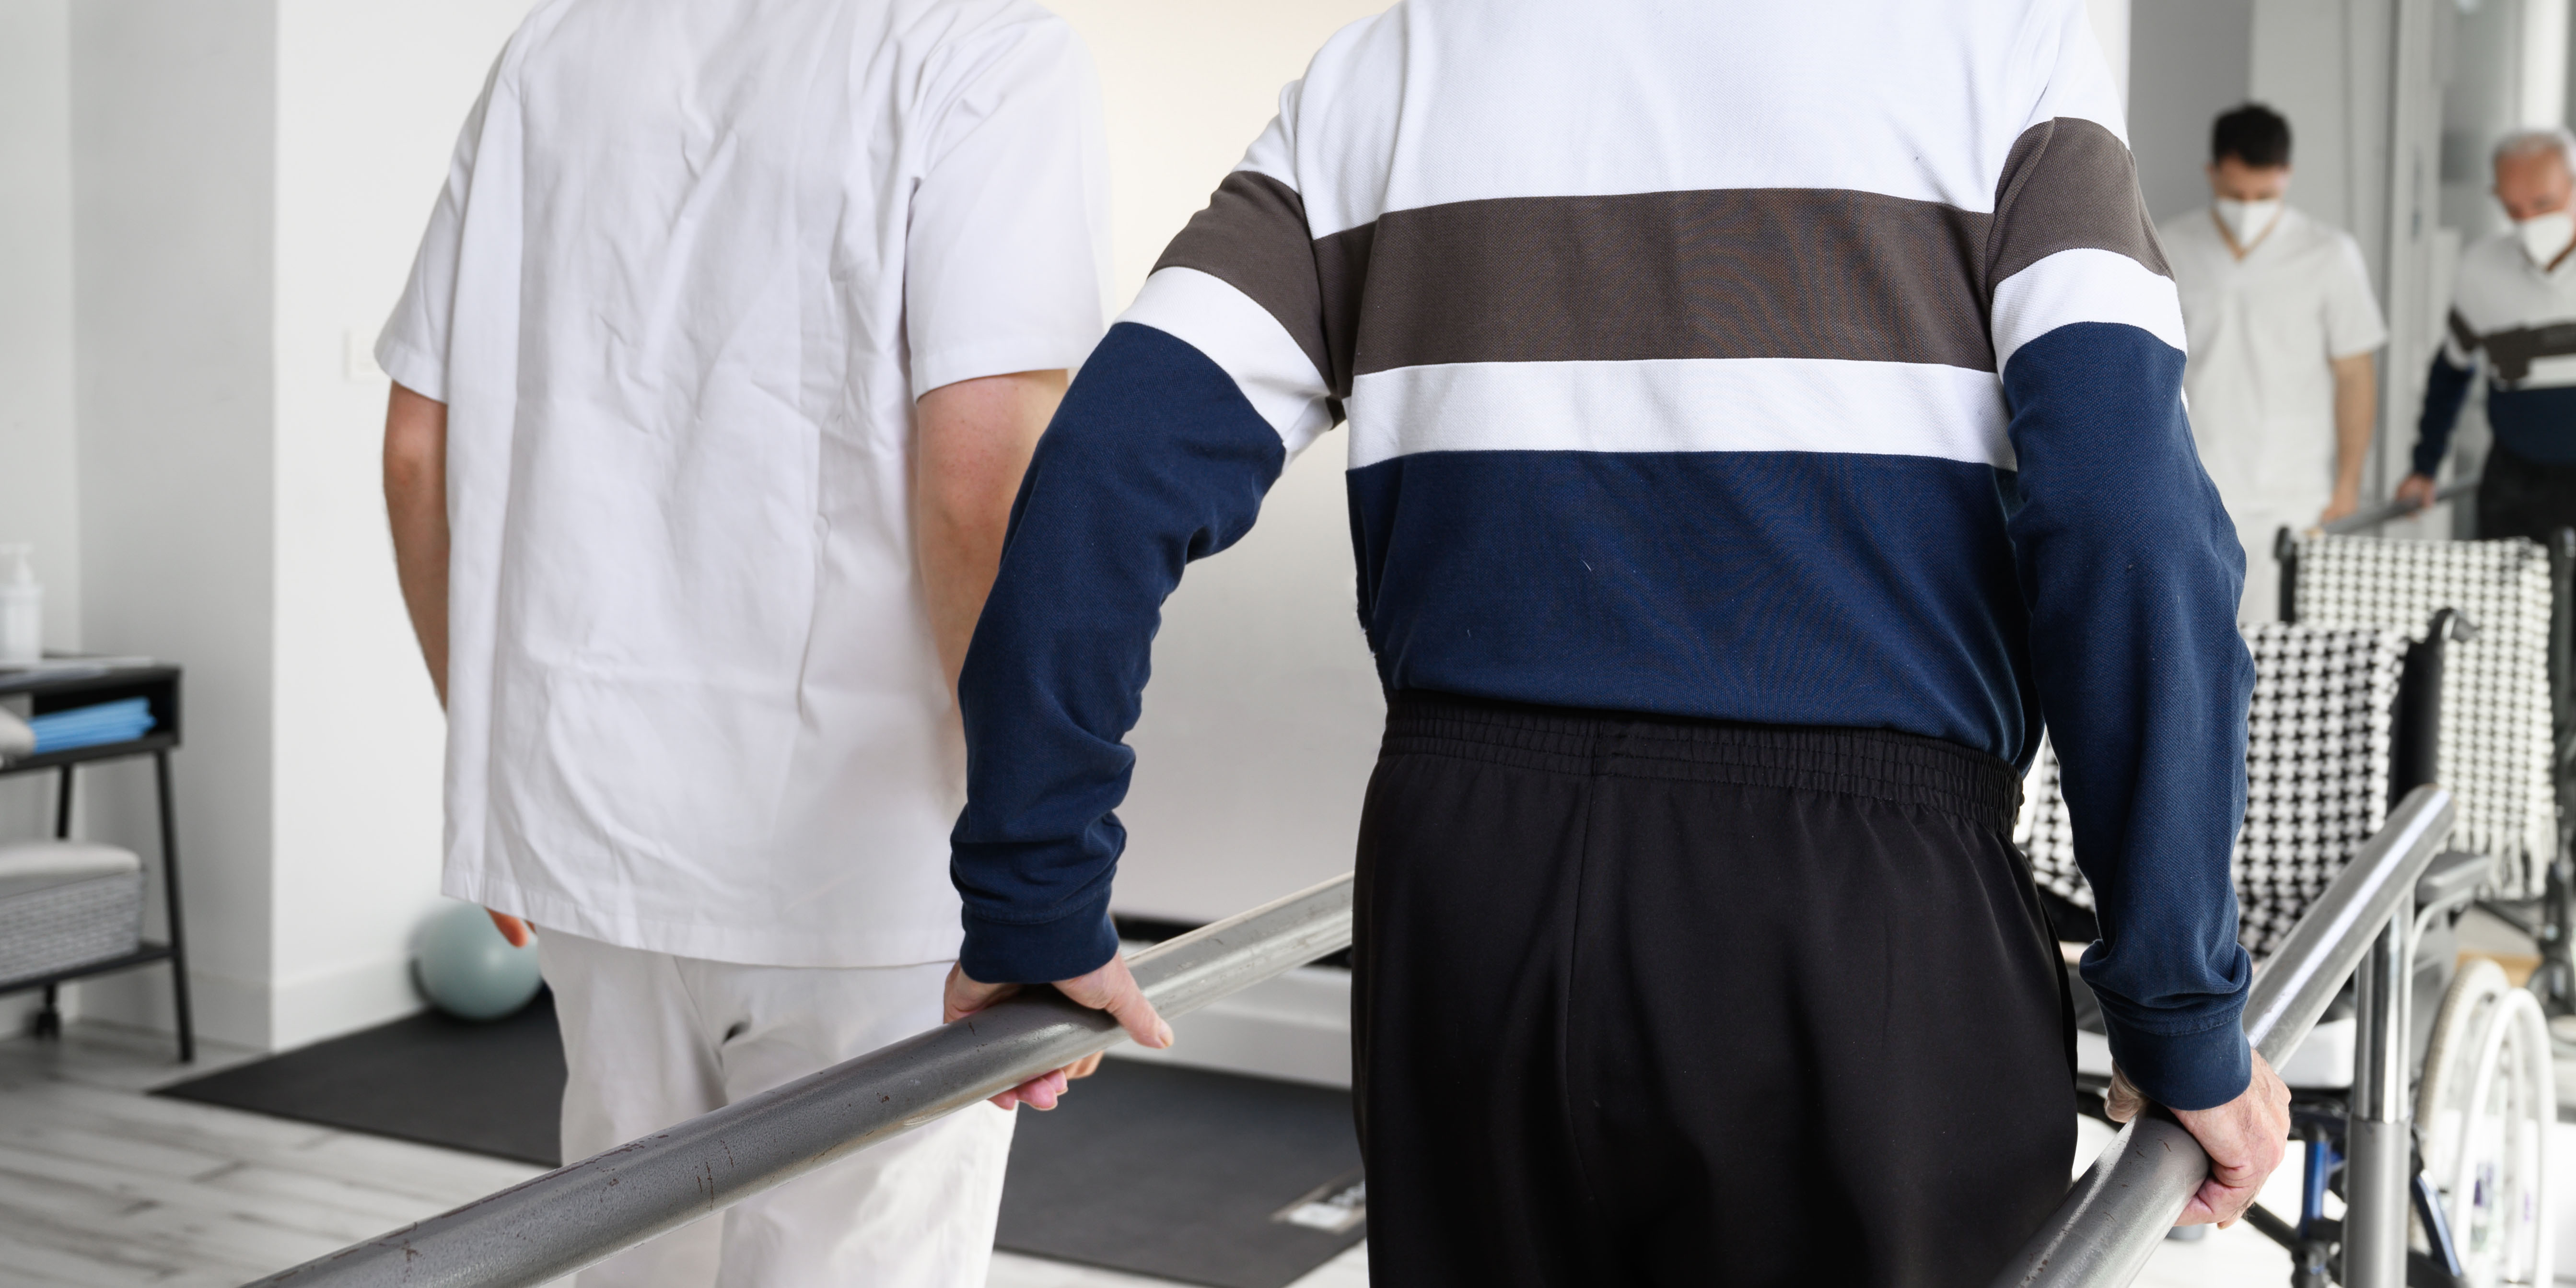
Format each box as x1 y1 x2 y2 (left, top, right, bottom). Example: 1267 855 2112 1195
2159 205 2386 618
376 0 1113 968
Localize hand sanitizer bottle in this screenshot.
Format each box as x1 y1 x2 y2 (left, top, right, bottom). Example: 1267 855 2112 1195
0 546 42 664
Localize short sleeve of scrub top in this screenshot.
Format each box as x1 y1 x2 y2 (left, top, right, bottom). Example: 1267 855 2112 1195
904 19 1111 395
375 59 503 404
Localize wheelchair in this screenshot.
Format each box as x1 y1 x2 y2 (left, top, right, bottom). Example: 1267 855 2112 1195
2018 521 2572 1288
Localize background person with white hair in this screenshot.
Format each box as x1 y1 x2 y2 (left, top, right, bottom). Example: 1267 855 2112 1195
2158 103 2386 622
2402 127 2576 541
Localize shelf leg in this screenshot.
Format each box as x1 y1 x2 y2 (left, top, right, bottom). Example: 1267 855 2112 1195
154 749 194 1063
32 985 60 1040
53 764 72 840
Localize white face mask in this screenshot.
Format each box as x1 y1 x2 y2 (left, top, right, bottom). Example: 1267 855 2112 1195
2213 197 2284 249
2518 210 2576 267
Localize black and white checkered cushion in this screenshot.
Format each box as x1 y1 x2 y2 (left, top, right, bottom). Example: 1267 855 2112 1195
2020 623 2405 956
2290 534 2555 898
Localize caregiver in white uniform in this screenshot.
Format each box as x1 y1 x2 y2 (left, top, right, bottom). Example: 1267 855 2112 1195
2159 103 2388 622
373 1 1120 1284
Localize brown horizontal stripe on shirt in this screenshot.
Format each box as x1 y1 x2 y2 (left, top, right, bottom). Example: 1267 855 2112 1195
1148 117 2162 390
1987 117 2169 286
1154 171 1336 391
1348 187 1994 376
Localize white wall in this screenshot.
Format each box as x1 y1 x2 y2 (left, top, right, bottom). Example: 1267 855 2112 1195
0 0 82 1035
266 0 532 1050
0 0 533 1053
0 0 81 662
1047 0 1394 925
2130 0 2253 221
65 0 283 1047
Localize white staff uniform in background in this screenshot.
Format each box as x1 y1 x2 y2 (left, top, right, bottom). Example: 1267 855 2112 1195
2157 204 2387 622
377 0 1111 1282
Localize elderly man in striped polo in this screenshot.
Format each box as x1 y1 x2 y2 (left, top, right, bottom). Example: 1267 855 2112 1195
942 1 2291 1283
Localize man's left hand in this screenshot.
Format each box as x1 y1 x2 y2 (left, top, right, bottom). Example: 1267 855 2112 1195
944 954 1172 1111
2104 1051 2292 1228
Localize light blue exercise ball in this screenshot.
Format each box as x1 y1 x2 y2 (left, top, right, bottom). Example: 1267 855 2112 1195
415 902 542 1021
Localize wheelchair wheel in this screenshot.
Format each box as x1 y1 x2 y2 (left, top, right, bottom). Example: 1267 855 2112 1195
2418 959 2554 1287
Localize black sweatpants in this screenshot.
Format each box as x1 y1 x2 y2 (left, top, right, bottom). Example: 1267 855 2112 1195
1352 691 2074 1288
2477 441 2576 546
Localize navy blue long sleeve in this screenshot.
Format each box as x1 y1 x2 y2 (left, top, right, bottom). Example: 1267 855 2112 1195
951 324 1286 983
2413 352 2477 478
2004 324 2257 1110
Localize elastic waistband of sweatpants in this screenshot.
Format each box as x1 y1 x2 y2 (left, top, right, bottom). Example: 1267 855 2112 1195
1381 690 2022 835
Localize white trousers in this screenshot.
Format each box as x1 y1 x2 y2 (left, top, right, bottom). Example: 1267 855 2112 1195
537 928 1015 1288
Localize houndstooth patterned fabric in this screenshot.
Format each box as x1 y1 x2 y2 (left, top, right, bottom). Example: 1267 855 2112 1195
2290 534 2556 898
2019 623 2405 956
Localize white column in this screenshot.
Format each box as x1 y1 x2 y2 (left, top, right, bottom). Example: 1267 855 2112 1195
2523 0 2570 127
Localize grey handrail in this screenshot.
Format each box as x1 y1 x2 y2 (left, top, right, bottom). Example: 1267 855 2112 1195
1987 784 2457 1288
249 874 1356 1288
2319 479 2477 536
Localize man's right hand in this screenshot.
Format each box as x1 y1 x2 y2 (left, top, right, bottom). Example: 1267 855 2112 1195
2104 1050 2292 1227
944 954 1173 1111
2395 472 2442 511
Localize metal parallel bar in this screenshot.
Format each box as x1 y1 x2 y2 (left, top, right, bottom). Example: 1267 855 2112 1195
1988 785 2457 1288
2318 479 2477 536
2344 887 2415 1288
249 873 1356 1288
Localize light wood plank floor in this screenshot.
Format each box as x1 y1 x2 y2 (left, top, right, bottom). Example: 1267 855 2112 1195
0 1021 1365 1288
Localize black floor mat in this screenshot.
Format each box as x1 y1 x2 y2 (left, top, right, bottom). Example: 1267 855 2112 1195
155 990 566 1166
997 1059 1364 1288
150 996 1363 1287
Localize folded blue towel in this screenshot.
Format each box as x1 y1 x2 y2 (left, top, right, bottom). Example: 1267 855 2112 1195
35 712 153 731
31 705 152 737
30 699 156 753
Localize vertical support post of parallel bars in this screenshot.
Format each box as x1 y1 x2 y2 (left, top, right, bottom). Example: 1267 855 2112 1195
2344 885 2415 1288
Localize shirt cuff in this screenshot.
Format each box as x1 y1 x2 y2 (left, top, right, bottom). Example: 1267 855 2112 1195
2103 1013 2253 1112
957 888 1120 984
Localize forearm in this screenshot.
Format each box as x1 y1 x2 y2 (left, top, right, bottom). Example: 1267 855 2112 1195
953 324 1287 983
2331 354 2376 499
915 370 1066 693
2005 325 2257 1111
2412 353 2476 478
383 383 451 708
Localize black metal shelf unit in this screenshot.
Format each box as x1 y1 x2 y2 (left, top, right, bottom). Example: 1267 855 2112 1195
0 664 192 1061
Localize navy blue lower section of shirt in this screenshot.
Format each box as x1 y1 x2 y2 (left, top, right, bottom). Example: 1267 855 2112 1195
953 319 2255 1112
1347 450 2036 761
2415 353 2576 474
2490 386 2576 465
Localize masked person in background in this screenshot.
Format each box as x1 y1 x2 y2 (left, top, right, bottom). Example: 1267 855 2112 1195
2160 104 2387 622
2401 129 2576 542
